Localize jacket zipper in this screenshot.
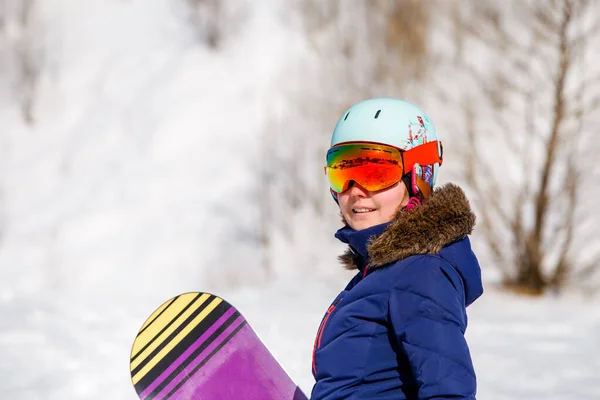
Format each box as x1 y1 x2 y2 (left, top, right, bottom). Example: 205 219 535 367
312 301 339 375
312 266 371 375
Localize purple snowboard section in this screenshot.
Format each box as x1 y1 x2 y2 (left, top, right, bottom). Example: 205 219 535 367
170 323 307 400
131 293 309 400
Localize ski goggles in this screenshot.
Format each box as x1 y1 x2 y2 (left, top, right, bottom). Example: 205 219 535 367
325 140 443 193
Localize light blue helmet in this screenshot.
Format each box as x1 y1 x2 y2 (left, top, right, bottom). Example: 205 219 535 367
329 98 442 194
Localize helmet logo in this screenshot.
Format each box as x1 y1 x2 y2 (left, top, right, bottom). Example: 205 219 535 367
403 115 432 150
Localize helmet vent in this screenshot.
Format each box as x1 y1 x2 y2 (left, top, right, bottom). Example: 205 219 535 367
344 112 350 121
374 110 381 119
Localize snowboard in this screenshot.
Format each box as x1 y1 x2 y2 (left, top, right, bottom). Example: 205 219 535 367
129 292 308 400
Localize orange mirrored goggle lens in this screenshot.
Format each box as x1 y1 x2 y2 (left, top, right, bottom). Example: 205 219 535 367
325 142 404 193
324 141 443 194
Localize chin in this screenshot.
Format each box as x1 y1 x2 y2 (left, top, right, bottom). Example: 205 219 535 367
349 219 376 231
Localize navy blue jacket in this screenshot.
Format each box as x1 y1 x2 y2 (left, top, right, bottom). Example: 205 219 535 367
311 184 483 400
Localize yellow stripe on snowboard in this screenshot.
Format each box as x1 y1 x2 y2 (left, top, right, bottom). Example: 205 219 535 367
131 296 223 384
131 293 209 359
138 296 177 333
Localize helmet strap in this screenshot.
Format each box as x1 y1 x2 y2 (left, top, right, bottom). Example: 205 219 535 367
330 188 339 205
404 196 422 211
414 173 432 199
402 164 432 200
402 173 414 197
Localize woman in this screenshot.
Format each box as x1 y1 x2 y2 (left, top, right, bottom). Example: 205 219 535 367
311 98 483 400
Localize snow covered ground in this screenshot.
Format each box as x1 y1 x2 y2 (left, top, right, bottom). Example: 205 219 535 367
1 1 599 399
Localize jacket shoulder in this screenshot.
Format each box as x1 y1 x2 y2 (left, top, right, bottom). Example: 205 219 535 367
376 255 466 307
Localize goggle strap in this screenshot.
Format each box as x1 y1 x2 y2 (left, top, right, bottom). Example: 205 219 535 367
415 174 432 199
402 141 443 173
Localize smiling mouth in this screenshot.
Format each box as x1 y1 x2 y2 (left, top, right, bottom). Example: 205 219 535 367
352 208 376 214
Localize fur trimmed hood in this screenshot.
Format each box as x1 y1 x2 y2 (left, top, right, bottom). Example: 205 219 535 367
338 183 476 270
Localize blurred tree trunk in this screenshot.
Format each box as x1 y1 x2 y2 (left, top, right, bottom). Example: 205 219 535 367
259 113 276 276
0 0 42 124
184 0 248 49
185 0 223 48
0 186 4 245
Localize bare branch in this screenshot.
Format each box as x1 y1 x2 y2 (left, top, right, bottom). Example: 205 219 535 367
572 253 600 281
524 1 560 45
0 5 5 33
585 92 600 112
520 85 538 191
549 155 579 286
510 181 530 274
466 2 525 53
296 0 340 35
0 0 43 124
569 69 600 123
457 61 545 150
0 185 4 245
185 0 248 49
461 98 514 279
570 19 600 50
465 145 512 226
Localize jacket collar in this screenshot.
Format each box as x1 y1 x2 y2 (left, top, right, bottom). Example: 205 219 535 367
335 222 390 272
336 183 476 270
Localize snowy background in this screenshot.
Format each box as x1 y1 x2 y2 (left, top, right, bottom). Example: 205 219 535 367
1 0 599 399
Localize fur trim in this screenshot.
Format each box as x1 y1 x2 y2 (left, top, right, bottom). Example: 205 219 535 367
340 183 476 270
338 250 357 270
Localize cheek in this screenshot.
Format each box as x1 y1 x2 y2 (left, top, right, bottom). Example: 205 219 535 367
377 189 407 215
337 194 351 213
380 202 398 219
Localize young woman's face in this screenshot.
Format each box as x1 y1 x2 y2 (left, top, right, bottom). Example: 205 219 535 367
338 181 410 231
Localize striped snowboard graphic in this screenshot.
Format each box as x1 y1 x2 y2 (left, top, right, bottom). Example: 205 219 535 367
130 292 307 400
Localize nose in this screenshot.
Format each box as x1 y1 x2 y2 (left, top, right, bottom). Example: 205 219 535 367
347 181 369 197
